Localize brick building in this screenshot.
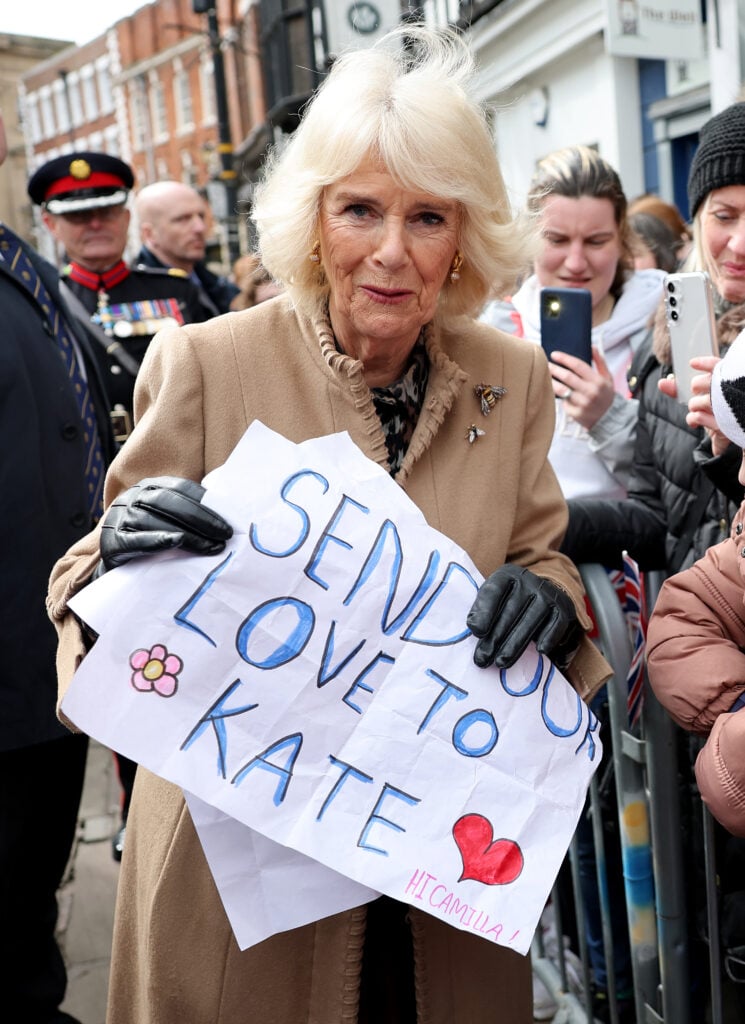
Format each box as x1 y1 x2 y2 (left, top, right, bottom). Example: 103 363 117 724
0 31 71 239
17 0 407 266
19 0 264 267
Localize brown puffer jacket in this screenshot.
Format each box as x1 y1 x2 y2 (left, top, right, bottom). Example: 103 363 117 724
647 497 745 836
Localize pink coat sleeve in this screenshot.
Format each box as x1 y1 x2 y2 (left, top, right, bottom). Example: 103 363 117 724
647 531 745 835
695 709 745 837
646 535 745 732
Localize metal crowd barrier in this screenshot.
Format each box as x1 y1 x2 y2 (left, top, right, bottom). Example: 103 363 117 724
531 564 730 1024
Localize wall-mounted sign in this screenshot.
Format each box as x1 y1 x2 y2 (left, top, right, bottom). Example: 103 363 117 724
604 0 703 61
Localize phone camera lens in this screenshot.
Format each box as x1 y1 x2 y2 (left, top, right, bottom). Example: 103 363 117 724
667 281 676 293
670 310 679 321
669 296 677 307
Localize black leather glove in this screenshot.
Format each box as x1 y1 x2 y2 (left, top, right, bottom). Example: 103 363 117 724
467 563 584 671
99 476 233 571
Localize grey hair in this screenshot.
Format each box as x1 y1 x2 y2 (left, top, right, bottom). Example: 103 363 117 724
252 25 533 323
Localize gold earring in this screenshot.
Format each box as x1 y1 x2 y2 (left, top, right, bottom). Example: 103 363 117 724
309 241 321 264
450 251 463 283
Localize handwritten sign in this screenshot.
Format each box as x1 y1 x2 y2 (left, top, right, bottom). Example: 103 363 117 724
184 791 379 949
64 422 601 955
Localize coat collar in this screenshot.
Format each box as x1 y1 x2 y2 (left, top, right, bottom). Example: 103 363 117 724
304 308 468 485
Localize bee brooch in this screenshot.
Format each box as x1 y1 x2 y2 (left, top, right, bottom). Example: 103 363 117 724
466 424 486 444
474 382 507 416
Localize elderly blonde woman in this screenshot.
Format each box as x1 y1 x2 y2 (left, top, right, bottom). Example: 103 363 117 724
48 27 610 1024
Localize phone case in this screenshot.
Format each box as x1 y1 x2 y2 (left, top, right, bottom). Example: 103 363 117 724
664 272 719 404
539 287 593 364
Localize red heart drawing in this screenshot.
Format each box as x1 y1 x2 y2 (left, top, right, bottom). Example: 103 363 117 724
453 814 524 885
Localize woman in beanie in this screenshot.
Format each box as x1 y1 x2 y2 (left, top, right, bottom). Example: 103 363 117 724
561 103 745 578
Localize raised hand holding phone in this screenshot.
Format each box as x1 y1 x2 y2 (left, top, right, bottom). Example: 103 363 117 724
539 287 615 429
663 271 719 404
539 287 593 364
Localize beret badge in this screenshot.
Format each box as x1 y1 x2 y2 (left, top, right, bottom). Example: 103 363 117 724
69 159 92 180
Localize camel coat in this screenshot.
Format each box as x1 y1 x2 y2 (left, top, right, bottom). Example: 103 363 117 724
48 297 611 1024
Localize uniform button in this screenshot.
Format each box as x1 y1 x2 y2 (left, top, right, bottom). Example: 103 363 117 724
70 512 86 528
628 375 638 389
61 422 78 440
736 523 743 536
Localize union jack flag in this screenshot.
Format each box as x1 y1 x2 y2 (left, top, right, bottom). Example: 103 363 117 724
608 552 646 727
624 552 647 726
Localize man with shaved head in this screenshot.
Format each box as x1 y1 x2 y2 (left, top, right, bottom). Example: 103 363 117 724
135 180 238 316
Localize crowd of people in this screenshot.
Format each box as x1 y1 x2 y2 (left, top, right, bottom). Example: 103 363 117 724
4 20 745 1024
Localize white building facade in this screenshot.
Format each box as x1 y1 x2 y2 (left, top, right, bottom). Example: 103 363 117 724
422 0 745 218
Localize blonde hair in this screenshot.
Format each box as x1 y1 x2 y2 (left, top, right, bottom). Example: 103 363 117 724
691 194 727 289
252 26 533 324
527 145 634 299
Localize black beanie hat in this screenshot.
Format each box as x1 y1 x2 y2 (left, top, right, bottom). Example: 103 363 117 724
687 102 745 218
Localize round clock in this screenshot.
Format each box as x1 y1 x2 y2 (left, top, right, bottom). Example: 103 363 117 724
347 1 381 35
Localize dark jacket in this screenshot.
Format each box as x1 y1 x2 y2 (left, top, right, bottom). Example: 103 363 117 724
0 239 115 751
63 262 208 424
136 245 239 316
561 305 744 575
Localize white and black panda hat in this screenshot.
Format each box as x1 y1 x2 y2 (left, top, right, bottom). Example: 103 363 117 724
712 329 745 449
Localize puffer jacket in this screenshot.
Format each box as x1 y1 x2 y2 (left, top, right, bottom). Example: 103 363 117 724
647 500 745 837
561 302 745 574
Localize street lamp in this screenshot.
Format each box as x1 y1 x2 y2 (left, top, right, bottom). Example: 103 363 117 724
192 0 240 265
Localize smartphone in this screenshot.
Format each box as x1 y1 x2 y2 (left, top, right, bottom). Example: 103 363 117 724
664 271 719 404
539 287 593 364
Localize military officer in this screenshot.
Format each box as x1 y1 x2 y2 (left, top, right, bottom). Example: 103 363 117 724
29 152 208 445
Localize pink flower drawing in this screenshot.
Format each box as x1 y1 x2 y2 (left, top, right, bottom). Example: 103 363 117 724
129 644 183 698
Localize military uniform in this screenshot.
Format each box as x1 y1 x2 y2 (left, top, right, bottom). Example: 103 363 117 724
28 150 208 445
61 258 207 441
137 244 240 316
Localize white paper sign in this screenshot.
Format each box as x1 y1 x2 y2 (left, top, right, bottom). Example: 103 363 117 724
184 791 379 948
64 422 601 956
